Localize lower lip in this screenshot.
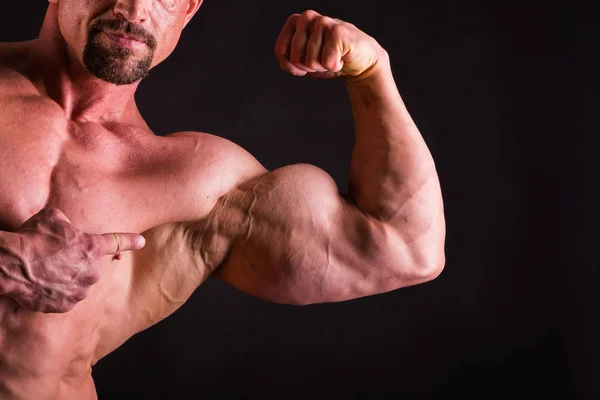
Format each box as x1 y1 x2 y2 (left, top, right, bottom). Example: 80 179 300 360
103 32 145 50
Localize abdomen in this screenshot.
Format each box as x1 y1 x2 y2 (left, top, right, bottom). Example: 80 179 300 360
0 295 99 400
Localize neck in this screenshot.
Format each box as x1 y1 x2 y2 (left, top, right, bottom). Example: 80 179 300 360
30 5 142 123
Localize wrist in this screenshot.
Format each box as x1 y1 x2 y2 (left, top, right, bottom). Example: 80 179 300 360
343 50 391 87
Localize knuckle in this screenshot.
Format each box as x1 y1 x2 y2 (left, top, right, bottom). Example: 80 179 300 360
85 234 102 257
75 265 100 286
60 303 74 313
286 13 300 23
73 290 88 302
42 301 62 313
295 18 308 30
315 15 330 28
330 24 346 39
89 268 101 284
302 9 319 19
83 234 97 253
308 18 322 32
56 295 75 312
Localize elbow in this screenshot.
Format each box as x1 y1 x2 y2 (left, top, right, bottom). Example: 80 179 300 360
396 214 446 285
408 245 446 284
384 236 446 287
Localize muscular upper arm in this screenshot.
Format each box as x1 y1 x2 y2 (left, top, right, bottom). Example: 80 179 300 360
208 163 445 305
125 133 442 326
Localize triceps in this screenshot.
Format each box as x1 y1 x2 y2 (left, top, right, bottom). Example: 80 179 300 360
126 221 212 328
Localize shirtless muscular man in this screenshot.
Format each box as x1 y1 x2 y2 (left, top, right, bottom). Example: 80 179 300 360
0 0 445 399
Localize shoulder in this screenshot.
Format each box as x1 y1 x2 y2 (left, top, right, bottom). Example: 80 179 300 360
0 41 39 96
141 130 268 222
164 131 268 187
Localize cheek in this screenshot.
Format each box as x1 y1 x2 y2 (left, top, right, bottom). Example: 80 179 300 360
153 30 183 65
153 15 186 61
56 0 96 50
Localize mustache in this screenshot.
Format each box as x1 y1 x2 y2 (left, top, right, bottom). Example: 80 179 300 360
89 19 157 50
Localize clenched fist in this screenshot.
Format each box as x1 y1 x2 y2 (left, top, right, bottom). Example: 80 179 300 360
274 9 387 79
0 208 145 313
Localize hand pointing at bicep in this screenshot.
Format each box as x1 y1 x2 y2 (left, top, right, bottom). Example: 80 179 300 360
0 208 145 313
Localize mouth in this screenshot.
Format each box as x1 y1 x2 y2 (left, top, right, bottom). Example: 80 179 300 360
102 30 147 50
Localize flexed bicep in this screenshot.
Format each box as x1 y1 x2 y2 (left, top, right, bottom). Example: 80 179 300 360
212 163 437 305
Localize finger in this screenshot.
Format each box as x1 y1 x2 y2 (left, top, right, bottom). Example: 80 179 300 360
305 18 333 72
289 23 315 73
274 14 299 64
321 24 345 73
279 59 309 76
274 14 312 74
98 232 146 255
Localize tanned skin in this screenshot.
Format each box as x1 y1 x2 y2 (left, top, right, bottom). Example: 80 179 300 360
0 1 445 399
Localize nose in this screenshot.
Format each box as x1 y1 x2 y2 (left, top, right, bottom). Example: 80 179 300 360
113 0 150 24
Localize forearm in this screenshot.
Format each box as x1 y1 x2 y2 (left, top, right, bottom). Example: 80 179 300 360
345 52 442 226
0 231 27 296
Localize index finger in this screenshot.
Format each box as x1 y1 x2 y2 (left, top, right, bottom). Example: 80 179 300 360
97 232 146 255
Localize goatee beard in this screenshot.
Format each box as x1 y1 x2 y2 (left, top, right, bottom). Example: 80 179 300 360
82 19 157 85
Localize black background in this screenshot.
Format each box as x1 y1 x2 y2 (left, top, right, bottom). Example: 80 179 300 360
2 1 589 399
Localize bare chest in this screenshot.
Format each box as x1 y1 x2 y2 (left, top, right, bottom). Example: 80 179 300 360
0 99 218 234
0 95 231 386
